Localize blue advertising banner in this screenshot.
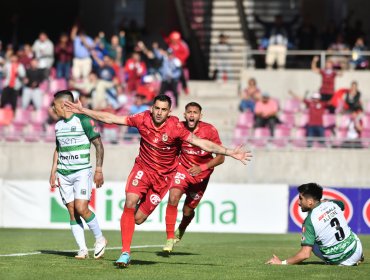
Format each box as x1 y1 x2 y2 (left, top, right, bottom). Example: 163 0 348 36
288 186 370 234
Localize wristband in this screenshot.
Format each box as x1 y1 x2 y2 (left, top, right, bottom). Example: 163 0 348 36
199 164 208 172
95 170 103 173
281 260 287 265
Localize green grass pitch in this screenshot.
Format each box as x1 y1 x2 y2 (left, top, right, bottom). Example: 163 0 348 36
0 229 368 280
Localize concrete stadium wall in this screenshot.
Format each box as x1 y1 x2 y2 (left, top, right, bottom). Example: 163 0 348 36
240 69 370 101
1 142 369 187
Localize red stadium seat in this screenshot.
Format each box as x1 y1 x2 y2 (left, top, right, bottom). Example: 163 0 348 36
279 112 295 128
271 126 291 147
294 112 309 128
281 98 301 113
236 112 254 128
291 128 307 148
251 127 270 148
232 127 249 146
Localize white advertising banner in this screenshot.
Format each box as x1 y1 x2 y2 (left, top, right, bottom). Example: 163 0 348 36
0 180 289 233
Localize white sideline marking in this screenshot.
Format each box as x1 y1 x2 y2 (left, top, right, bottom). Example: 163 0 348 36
0 244 163 257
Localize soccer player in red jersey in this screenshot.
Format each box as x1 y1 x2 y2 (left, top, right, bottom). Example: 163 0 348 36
65 95 252 268
163 102 225 252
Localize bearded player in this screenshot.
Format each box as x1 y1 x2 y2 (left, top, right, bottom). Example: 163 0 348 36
163 102 225 252
65 95 252 268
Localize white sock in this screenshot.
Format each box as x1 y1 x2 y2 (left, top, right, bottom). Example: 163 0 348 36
70 220 87 250
85 212 103 240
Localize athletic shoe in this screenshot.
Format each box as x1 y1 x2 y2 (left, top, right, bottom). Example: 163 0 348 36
174 228 185 244
94 236 107 259
75 249 89 259
115 252 131 268
163 238 175 253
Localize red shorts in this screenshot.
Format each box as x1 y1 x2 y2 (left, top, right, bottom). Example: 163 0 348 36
126 163 174 216
170 164 211 209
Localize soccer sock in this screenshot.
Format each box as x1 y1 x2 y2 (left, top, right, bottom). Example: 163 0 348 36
85 212 103 240
120 207 136 253
179 211 195 232
165 204 178 239
70 218 87 250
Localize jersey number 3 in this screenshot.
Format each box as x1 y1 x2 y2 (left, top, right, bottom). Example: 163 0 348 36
330 217 345 241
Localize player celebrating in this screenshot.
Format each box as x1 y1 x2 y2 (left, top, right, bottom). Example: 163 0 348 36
65 94 252 268
163 102 225 252
49 90 107 259
266 183 364 266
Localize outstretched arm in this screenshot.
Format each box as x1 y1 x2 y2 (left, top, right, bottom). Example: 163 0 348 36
186 134 252 165
265 246 312 265
311 56 320 73
64 99 128 125
92 137 104 188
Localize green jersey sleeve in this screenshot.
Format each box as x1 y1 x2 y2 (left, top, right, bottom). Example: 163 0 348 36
331 200 345 211
77 114 100 141
301 214 316 246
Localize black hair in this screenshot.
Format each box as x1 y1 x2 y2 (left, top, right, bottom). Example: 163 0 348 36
54 90 74 102
185 102 202 112
297 183 323 201
154 94 172 109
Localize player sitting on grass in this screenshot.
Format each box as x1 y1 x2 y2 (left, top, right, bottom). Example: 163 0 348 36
49 90 107 259
266 182 364 266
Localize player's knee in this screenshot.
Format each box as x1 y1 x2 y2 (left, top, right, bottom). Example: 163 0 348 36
74 204 89 217
183 207 194 217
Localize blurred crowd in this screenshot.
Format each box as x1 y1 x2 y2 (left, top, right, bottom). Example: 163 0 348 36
0 26 190 142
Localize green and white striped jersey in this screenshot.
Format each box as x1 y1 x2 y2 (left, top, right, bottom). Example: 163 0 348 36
301 200 357 264
55 114 100 175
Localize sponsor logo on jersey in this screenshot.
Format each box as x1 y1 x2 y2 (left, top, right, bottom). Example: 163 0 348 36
150 194 161 205
190 192 201 200
175 178 181 185
162 133 168 142
362 198 370 228
289 188 353 228
153 137 159 143
132 179 139 186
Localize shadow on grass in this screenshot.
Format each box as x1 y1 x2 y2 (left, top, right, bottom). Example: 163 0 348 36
299 261 325 265
156 251 200 258
39 250 76 258
112 259 157 268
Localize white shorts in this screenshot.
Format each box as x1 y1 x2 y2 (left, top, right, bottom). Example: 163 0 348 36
57 168 93 205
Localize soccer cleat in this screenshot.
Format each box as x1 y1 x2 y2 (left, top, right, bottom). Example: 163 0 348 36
115 252 131 268
94 236 107 259
75 249 89 259
174 228 185 244
163 238 175 253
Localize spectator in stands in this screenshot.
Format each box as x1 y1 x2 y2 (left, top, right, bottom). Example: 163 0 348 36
18 44 34 69
155 47 182 108
90 54 118 110
212 33 232 82
124 93 149 140
0 54 25 112
289 91 327 147
311 56 342 113
327 34 350 70
343 81 362 113
254 14 298 69
91 35 108 74
254 92 279 136
167 31 190 94
350 37 368 70
32 32 54 78
70 25 94 82
22 58 45 111
124 52 146 93
136 75 157 104
136 41 162 76
55 33 73 80
239 77 261 112
99 31 126 66
341 107 363 149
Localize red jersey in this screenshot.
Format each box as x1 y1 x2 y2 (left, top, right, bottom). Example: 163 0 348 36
179 121 222 172
304 100 326 126
126 111 190 175
169 40 190 65
319 69 337 95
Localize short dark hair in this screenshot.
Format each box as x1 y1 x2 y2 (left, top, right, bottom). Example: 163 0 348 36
54 90 74 102
185 102 202 112
154 94 172 109
297 183 323 201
